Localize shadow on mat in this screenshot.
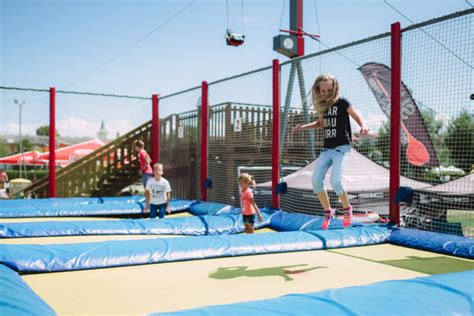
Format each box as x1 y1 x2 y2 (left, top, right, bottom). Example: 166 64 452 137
209 264 327 281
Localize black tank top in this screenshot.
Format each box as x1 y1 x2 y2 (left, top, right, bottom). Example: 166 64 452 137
323 98 352 148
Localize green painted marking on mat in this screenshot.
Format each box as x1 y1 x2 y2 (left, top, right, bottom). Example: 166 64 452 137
328 250 474 275
209 264 327 282
380 256 474 275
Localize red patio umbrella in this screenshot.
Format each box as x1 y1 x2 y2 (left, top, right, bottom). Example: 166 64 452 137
38 139 105 167
0 151 42 166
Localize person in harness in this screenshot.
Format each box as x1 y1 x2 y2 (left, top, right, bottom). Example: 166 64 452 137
225 29 245 46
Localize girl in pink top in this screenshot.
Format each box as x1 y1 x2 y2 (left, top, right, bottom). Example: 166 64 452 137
239 173 263 234
0 169 8 189
133 140 153 188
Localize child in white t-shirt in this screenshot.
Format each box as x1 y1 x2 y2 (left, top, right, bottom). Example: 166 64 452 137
144 163 172 219
0 188 11 199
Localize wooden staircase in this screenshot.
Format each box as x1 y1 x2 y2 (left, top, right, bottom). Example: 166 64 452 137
22 121 152 198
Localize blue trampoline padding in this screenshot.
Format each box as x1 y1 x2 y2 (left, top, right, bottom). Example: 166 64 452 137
0 195 147 209
0 196 102 208
0 199 195 218
269 211 362 231
167 199 198 212
0 202 144 218
0 212 273 238
189 202 238 215
99 195 145 204
156 270 474 316
390 227 474 259
0 264 55 316
0 225 390 272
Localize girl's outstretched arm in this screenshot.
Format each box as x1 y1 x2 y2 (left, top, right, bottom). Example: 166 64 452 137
293 116 323 133
347 106 369 135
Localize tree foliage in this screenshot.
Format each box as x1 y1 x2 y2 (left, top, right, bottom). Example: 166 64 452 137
36 125 60 137
444 110 474 173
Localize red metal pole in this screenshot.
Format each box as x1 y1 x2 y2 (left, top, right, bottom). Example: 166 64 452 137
49 87 56 198
152 94 159 166
200 81 208 201
296 0 304 56
272 59 281 209
390 22 401 225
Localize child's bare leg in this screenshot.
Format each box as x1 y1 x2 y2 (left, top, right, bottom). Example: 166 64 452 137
317 191 332 210
317 191 334 230
338 191 353 227
244 224 253 234
338 192 350 209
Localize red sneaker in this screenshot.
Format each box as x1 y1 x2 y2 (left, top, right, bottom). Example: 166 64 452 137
343 205 353 228
321 209 334 230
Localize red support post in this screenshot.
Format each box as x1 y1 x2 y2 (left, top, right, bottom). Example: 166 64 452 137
272 59 281 209
296 0 304 57
389 22 401 225
151 94 159 166
200 81 209 201
49 87 56 198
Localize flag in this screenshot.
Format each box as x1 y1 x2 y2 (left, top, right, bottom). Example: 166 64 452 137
359 62 439 167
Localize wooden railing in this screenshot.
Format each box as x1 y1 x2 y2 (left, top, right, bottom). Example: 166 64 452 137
21 102 318 199
22 121 152 198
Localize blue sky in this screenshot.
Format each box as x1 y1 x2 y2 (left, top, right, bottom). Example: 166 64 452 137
0 0 471 138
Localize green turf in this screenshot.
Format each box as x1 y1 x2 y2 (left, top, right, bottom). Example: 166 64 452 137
380 256 474 275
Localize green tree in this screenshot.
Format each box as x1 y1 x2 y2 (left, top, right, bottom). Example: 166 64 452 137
376 120 390 162
36 125 59 137
445 110 474 173
21 138 33 152
0 140 8 157
420 108 444 141
420 108 451 166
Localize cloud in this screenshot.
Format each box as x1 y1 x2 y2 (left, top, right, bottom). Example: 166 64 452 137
364 113 387 132
1 116 139 139
0 122 38 136
57 117 97 138
106 119 135 138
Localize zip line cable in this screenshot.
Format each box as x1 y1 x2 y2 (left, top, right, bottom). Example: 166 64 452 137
226 0 245 33
68 0 197 89
226 0 229 29
6 1 195 112
384 0 472 69
0 86 150 100
313 0 322 72
241 0 244 34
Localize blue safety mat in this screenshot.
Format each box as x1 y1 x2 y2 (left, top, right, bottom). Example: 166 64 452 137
0 196 102 208
0 225 391 272
99 196 145 204
155 270 474 316
189 202 239 215
0 264 55 316
0 212 274 238
269 211 360 231
0 199 196 218
0 195 146 208
390 227 474 259
0 202 144 218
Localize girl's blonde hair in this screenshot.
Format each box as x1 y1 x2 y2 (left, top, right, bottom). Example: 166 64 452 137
239 173 256 188
311 74 340 114
133 140 144 148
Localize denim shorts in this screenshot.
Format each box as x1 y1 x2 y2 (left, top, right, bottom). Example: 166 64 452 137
243 214 255 225
142 173 153 188
150 203 167 219
312 144 351 195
